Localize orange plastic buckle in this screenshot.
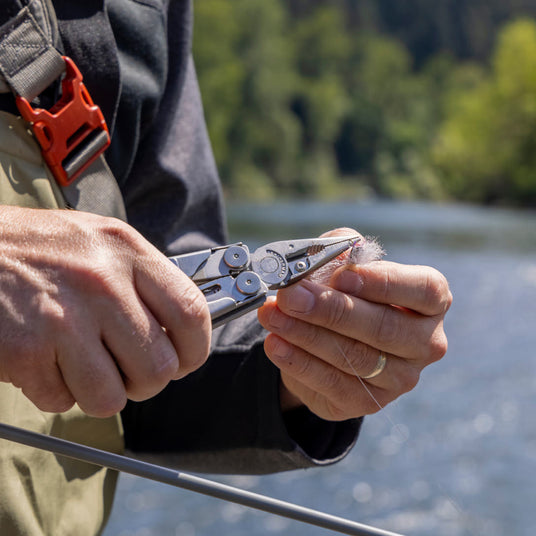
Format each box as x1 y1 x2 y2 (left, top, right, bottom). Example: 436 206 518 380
16 56 111 187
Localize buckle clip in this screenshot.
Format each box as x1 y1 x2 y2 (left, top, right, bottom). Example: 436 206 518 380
16 56 111 187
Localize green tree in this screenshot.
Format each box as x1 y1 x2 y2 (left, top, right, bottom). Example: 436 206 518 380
433 18 536 205
290 6 352 196
194 0 300 199
193 0 245 169
336 34 446 199
195 2 536 205
194 2 452 201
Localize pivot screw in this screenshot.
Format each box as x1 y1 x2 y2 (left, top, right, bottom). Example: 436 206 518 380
236 272 262 296
224 246 249 269
295 261 307 273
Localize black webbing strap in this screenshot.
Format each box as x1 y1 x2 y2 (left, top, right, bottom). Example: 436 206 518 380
0 0 126 220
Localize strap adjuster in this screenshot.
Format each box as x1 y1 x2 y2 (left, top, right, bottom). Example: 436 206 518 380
15 56 110 187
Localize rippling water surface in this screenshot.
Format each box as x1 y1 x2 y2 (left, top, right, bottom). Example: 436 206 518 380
104 201 536 536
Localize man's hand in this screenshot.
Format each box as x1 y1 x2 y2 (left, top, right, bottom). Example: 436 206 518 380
0 206 211 417
257 229 452 421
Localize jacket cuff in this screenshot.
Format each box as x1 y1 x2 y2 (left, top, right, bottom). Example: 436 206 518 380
122 312 361 474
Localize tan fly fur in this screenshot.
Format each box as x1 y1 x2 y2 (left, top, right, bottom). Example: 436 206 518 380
308 236 385 286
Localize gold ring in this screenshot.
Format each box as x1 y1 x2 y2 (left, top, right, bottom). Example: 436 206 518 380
361 352 387 379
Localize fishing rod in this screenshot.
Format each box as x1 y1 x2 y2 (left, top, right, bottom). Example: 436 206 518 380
0 422 404 536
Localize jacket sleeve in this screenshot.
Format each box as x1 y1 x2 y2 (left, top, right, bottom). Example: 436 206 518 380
111 2 362 474
121 311 362 474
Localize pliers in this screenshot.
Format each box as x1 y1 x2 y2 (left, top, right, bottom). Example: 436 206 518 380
169 235 360 328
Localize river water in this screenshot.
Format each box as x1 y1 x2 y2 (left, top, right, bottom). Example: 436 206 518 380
104 200 536 536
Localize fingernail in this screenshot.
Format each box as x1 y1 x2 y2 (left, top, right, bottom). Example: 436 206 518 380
271 338 292 360
334 269 364 294
286 283 315 313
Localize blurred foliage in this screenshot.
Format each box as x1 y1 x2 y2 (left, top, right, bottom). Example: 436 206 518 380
193 1 536 206
434 19 536 204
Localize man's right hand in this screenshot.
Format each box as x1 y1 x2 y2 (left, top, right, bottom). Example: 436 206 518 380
0 206 211 417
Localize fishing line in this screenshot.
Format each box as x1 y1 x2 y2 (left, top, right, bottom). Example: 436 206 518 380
334 340 407 442
328 240 482 536
334 339 482 535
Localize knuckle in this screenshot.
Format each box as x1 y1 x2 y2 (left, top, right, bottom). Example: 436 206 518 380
85 220 138 270
325 399 350 421
300 325 324 351
292 354 313 381
39 296 77 334
181 347 210 377
123 364 175 400
428 330 449 362
179 285 211 328
145 330 181 379
338 339 369 374
92 220 147 276
21 379 75 413
100 218 140 251
35 393 75 414
396 366 420 394
379 265 392 302
84 392 127 418
318 367 342 393
165 285 211 379
423 268 452 314
150 359 178 385
371 308 401 348
324 291 353 329
184 351 209 374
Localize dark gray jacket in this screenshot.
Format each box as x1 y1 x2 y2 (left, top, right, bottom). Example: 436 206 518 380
54 0 362 474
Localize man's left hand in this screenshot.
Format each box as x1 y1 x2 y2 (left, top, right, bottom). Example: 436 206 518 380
257 233 452 421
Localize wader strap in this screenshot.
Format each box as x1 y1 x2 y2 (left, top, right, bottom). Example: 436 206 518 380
0 0 126 220
0 0 64 99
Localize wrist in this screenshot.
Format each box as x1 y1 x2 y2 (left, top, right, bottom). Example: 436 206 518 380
279 379 304 412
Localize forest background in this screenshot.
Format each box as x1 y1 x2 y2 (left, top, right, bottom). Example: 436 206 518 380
192 0 536 206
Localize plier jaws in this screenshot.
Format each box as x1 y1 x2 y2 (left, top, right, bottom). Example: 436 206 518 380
250 235 361 289
169 235 360 328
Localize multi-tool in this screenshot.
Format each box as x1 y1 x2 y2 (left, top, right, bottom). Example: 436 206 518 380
169 235 360 327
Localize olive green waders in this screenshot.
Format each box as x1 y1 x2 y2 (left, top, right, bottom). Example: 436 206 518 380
0 1 127 532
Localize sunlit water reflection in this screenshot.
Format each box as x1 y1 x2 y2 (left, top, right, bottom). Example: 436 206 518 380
104 201 536 536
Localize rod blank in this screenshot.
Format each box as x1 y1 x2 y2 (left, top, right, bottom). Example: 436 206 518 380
0 422 405 536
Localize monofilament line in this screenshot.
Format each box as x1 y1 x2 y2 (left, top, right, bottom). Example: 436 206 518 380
335 338 479 534
335 340 408 443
